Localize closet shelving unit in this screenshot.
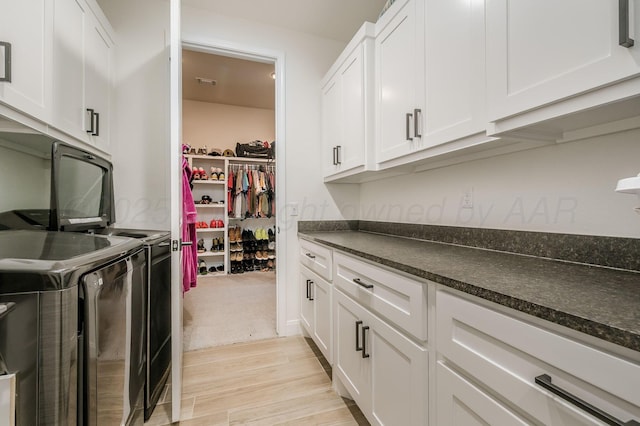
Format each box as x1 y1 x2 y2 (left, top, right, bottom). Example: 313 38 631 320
185 154 276 275
185 155 228 275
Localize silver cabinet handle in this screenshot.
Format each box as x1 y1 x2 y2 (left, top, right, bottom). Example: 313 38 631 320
535 374 640 425
0 42 11 82
406 112 413 141
414 108 422 138
332 146 337 165
619 0 635 48
336 145 341 165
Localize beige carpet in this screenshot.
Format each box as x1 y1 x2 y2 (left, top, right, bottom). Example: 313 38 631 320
182 272 277 351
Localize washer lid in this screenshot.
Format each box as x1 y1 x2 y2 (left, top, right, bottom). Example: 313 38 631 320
0 230 143 293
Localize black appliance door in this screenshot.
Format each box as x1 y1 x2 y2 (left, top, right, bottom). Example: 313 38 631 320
145 239 172 420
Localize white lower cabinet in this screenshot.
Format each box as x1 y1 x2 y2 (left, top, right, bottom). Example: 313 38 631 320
333 289 428 426
436 290 640 425
300 265 332 363
437 361 529 425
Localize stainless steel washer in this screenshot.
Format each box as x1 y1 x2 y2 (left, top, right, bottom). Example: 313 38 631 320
0 230 144 425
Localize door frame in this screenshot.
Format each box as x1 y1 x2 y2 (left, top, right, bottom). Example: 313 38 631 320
180 37 287 335
170 29 287 421
169 0 182 423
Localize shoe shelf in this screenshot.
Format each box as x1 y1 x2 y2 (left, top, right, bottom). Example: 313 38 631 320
196 227 226 233
185 151 277 276
193 180 226 185
197 251 225 257
184 154 226 161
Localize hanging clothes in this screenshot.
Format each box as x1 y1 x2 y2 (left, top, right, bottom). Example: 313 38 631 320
227 163 276 219
182 155 198 293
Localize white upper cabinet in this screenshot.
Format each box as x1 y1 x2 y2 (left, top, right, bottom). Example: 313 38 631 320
53 0 114 152
486 0 640 136
375 0 492 170
423 0 487 147
321 22 374 182
0 0 53 122
84 12 112 151
375 0 425 165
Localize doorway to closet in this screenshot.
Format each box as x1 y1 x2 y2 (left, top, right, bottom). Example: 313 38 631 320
181 46 280 351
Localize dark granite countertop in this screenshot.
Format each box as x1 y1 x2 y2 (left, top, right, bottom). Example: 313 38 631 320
299 230 640 354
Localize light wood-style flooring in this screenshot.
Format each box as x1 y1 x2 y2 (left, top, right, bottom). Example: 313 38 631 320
146 336 369 425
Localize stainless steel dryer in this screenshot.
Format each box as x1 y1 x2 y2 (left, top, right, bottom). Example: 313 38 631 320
101 229 171 421
0 230 145 426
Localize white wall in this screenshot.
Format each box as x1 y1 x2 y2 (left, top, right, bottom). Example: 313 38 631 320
181 5 361 333
98 0 171 231
360 128 640 238
0 146 50 212
182 100 274 153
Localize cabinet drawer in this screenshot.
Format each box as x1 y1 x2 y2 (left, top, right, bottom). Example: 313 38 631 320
299 239 332 281
437 291 640 425
334 252 427 341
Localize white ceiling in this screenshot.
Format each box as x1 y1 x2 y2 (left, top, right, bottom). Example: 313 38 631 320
181 0 387 109
182 50 276 109
181 0 387 42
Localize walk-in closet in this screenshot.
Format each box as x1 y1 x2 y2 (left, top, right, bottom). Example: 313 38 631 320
181 48 278 350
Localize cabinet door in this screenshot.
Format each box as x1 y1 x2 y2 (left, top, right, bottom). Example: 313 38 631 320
312 275 332 364
84 12 112 150
423 0 486 147
0 0 52 120
375 0 425 164
339 47 365 172
437 362 529 426
368 311 428 426
321 75 341 177
486 0 640 122
333 290 371 414
52 0 86 141
299 270 314 335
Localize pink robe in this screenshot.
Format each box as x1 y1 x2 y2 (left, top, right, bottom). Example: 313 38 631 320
182 157 198 292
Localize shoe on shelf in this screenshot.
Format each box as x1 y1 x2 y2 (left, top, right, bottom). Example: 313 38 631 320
229 228 237 243
268 241 275 250
197 239 206 253
268 228 275 241
198 259 208 275
268 250 275 260
210 167 219 180
211 238 219 251
216 219 224 228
